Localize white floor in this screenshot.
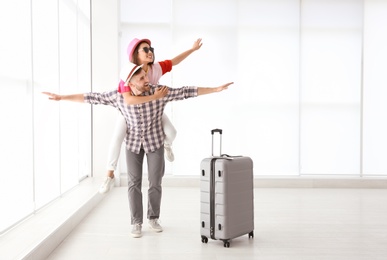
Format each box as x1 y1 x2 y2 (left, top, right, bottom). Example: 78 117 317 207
46 187 387 260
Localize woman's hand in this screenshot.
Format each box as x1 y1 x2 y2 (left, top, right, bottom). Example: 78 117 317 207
192 38 203 51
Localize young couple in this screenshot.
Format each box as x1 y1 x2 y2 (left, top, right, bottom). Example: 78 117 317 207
99 38 204 194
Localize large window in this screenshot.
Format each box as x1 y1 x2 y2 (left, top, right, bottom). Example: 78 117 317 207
0 0 34 235
0 0 91 234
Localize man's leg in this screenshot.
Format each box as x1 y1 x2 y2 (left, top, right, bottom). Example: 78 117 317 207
146 146 165 220
126 148 145 225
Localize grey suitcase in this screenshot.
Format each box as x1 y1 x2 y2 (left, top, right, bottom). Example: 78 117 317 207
200 129 254 248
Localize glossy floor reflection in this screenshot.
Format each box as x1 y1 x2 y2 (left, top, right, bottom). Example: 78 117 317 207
47 187 387 260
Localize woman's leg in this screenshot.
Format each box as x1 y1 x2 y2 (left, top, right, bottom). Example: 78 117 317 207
99 114 127 193
106 114 127 173
162 113 176 162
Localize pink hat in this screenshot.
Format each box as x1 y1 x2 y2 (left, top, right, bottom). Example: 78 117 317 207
120 62 143 86
127 38 151 62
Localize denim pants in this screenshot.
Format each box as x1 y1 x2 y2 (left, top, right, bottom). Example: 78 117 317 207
125 145 165 225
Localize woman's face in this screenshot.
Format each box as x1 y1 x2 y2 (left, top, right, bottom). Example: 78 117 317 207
136 42 154 65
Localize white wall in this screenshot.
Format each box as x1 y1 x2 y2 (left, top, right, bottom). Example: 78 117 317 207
114 0 387 177
363 0 387 175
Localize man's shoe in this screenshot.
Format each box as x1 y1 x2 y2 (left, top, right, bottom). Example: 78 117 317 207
164 144 175 162
149 219 163 232
98 177 114 194
131 224 142 238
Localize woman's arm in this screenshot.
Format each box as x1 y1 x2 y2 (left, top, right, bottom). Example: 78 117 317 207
170 38 203 66
122 86 169 105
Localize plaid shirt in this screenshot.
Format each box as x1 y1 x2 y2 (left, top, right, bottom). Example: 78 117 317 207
84 84 198 154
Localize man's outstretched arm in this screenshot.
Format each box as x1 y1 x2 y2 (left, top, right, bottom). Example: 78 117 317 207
42 92 85 102
197 82 233 96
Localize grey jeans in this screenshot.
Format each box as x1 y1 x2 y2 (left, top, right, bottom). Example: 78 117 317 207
125 145 165 225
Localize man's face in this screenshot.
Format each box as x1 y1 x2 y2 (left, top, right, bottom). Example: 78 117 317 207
130 69 150 94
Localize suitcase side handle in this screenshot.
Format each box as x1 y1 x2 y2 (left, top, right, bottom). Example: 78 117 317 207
211 128 222 156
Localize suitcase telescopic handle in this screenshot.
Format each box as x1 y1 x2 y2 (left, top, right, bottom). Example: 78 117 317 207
211 128 222 156
211 129 222 135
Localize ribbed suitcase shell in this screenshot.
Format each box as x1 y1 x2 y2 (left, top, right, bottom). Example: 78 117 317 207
200 156 254 247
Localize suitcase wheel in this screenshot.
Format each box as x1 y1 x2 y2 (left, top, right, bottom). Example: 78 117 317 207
248 231 254 239
201 235 208 243
222 240 230 248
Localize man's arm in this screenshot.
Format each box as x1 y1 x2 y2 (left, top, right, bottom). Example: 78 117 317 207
171 38 202 66
197 82 233 96
42 92 84 102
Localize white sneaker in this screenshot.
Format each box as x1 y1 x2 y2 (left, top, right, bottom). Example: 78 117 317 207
98 177 114 194
164 144 174 162
149 219 163 232
131 224 142 238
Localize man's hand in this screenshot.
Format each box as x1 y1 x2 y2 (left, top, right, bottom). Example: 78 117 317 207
154 86 169 99
215 82 233 92
42 92 61 101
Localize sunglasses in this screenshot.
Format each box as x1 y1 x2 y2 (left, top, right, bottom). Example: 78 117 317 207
139 46 154 54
